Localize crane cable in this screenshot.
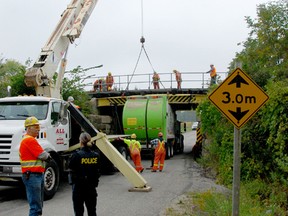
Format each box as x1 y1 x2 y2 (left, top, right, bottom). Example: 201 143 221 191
125 0 156 90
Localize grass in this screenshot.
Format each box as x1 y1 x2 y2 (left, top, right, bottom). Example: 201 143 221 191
164 187 284 216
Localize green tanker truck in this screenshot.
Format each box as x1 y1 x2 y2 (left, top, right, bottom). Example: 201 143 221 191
122 95 184 158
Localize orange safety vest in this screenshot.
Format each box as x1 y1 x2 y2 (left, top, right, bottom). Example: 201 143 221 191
106 75 114 84
19 135 46 173
175 72 182 82
152 74 160 82
210 67 216 77
155 140 165 154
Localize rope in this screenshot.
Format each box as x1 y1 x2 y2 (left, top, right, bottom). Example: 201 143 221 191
142 45 156 72
126 46 143 90
125 0 156 90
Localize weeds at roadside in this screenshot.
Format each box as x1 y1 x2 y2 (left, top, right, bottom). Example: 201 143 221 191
164 187 283 216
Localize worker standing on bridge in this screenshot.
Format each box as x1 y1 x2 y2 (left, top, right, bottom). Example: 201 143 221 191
119 134 144 173
151 132 166 172
68 132 101 216
206 64 217 85
152 71 160 89
106 72 114 91
173 69 182 89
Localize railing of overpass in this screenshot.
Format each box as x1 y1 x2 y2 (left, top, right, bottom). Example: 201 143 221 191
85 71 228 92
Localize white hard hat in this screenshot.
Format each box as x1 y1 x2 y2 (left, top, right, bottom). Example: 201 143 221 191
68 96 74 102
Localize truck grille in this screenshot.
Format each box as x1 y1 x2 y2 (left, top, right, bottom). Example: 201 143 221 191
0 134 13 160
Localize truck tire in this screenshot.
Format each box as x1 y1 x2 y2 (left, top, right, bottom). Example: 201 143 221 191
118 146 128 160
44 159 60 200
179 134 184 154
165 145 171 159
170 144 174 157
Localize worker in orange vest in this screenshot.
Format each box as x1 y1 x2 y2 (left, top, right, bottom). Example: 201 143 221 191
106 72 114 91
93 79 104 92
207 64 217 85
152 71 160 89
19 116 51 216
173 69 182 89
93 79 100 92
151 132 166 172
119 133 144 173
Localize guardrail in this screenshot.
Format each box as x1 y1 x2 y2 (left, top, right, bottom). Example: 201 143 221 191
85 71 228 91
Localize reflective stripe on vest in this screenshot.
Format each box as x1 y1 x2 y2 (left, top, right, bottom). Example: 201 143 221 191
129 141 140 155
19 135 45 173
155 140 165 153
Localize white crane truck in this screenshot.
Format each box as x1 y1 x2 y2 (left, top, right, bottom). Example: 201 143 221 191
0 0 149 200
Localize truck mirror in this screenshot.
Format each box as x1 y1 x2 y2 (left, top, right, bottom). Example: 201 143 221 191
60 102 68 118
58 102 68 125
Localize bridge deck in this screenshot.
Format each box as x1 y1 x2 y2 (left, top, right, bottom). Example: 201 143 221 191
88 88 208 107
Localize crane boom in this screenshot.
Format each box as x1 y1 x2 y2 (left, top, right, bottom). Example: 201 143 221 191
24 0 98 98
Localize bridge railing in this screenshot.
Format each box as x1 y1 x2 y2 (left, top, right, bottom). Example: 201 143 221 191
85 71 228 91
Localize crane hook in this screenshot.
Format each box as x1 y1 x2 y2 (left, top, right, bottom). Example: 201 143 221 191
140 36 145 44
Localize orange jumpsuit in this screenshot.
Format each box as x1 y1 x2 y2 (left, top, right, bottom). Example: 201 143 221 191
175 71 182 89
152 140 166 171
93 79 103 92
106 75 114 91
123 139 144 173
152 73 160 89
209 66 217 85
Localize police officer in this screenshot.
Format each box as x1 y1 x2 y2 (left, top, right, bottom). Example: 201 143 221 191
68 132 101 216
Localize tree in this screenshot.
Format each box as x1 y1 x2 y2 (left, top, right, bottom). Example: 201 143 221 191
62 66 93 115
0 59 35 97
233 0 288 87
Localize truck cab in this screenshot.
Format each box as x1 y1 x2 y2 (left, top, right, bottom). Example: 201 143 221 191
0 96 72 199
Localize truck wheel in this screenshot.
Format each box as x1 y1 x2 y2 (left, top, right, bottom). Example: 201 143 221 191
118 146 128 160
44 159 60 200
165 146 171 160
170 145 174 157
179 135 184 153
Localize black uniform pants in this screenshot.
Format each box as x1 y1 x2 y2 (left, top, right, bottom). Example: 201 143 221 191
72 183 98 216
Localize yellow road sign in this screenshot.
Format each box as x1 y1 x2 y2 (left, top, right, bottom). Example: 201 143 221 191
208 68 269 128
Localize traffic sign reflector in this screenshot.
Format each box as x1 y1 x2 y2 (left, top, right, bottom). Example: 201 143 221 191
208 68 269 128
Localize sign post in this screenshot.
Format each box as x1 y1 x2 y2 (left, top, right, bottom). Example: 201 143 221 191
208 68 269 215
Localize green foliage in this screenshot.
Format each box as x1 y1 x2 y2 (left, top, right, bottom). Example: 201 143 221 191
62 66 92 115
197 89 234 185
165 187 283 216
200 1 288 212
0 59 35 97
0 60 92 115
234 0 288 87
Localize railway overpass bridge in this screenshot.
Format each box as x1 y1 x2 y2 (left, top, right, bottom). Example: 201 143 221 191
87 71 228 110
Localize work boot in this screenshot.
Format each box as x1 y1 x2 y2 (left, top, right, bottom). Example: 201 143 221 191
151 170 156 172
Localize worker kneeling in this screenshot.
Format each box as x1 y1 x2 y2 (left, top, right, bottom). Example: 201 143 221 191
119 134 144 173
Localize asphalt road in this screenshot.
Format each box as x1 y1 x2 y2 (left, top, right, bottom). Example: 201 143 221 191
0 131 227 216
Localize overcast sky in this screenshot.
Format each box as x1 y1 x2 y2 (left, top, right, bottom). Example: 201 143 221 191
1 0 271 89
